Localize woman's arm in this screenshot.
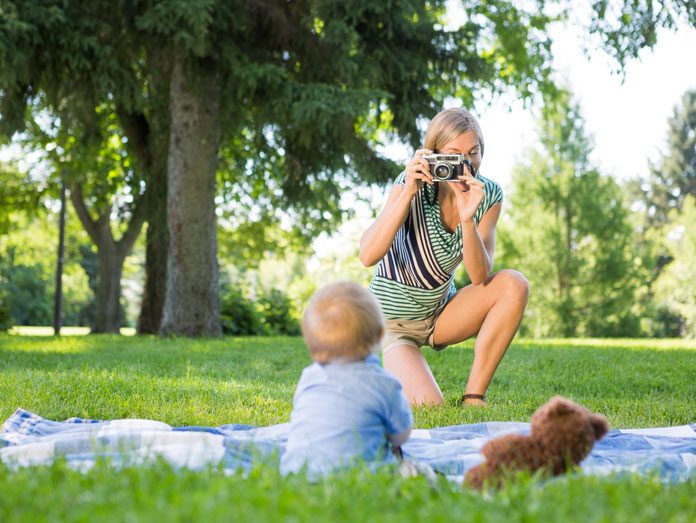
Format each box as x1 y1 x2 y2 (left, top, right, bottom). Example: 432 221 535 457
461 203 501 285
359 149 434 267
359 185 414 267
453 173 501 285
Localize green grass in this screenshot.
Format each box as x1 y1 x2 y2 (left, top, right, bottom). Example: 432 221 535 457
1 334 695 522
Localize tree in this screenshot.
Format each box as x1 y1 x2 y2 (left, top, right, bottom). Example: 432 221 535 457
5 1 688 336
500 90 638 337
0 162 39 235
1 0 563 336
653 196 696 337
622 89 696 335
0 210 95 329
589 0 696 68
643 89 696 226
22 103 147 333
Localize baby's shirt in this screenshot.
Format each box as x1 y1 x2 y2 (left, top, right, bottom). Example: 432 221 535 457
280 354 413 478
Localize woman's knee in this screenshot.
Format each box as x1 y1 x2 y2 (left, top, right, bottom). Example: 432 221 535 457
493 269 530 304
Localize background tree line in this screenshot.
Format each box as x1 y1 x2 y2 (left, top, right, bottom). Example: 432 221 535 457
1 1 695 337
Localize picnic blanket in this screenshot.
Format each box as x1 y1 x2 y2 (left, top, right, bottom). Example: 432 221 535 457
2 408 695 482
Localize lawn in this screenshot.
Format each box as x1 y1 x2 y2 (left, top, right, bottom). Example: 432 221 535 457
1 334 695 522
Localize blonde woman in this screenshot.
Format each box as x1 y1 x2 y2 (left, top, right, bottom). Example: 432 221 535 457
360 108 529 407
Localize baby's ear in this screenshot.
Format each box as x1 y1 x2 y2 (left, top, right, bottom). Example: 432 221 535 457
590 414 609 440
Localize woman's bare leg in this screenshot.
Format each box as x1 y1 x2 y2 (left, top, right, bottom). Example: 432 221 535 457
383 345 444 406
432 269 529 404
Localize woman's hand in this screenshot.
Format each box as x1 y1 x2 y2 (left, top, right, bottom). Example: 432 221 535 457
404 149 434 196
453 172 485 223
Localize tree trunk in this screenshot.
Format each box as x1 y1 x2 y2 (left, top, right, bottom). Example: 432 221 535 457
94 245 124 333
161 56 222 337
70 183 146 335
53 182 67 336
137 204 167 333
137 148 168 334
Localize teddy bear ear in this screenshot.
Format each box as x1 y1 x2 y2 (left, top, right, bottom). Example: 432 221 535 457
591 414 609 439
546 396 575 416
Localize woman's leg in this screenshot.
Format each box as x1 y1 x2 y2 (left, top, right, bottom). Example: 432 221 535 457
383 345 444 406
432 269 529 404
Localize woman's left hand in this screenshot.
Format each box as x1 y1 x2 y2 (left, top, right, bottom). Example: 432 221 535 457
453 174 485 223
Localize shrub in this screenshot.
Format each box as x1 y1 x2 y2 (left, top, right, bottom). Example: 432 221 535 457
220 286 265 336
0 291 12 332
256 288 300 335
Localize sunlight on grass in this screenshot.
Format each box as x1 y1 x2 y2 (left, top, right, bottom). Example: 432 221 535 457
9 326 137 336
516 338 696 350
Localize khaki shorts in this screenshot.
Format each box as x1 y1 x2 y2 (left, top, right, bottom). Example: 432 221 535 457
382 314 448 356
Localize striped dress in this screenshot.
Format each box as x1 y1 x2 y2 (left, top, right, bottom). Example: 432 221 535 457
368 171 503 321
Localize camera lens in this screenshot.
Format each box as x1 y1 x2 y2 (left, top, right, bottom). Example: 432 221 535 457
434 162 452 181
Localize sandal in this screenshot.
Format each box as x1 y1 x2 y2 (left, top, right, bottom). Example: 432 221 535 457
460 393 487 406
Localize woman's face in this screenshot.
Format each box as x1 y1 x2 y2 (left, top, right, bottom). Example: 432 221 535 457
439 131 482 175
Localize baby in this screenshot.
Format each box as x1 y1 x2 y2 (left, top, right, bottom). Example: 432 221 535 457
280 281 413 478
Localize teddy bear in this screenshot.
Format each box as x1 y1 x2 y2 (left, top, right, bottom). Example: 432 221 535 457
464 396 609 489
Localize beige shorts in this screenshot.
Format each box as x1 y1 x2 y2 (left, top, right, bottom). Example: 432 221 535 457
382 314 448 356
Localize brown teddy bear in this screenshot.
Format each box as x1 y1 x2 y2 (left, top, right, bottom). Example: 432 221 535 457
464 396 609 489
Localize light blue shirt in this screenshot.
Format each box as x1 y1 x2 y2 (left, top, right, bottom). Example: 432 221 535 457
280 354 413 478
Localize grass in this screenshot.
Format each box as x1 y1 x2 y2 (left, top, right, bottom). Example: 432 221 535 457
0 334 695 522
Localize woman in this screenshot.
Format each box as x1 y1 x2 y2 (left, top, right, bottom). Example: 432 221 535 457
359 108 529 406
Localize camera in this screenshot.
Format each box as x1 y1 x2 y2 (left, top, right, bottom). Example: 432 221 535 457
423 154 475 182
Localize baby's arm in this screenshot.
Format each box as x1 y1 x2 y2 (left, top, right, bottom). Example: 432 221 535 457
384 378 414 460
387 428 412 447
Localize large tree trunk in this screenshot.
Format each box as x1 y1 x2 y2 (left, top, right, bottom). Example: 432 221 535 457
161 56 222 337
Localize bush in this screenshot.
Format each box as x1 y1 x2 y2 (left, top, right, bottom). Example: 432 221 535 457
646 306 684 338
0 263 52 326
220 287 265 336
256 288 300 335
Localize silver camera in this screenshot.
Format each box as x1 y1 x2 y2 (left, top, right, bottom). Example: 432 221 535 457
423 153 475 182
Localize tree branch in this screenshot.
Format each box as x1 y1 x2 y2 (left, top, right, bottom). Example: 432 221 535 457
116 194 148 257
69 183 102 246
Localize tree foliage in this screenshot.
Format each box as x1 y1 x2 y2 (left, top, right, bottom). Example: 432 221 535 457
2 1 693 336
652 197 696 337
643 89 696 225
589 0 696 68
500 90 639 337
0 162 39 235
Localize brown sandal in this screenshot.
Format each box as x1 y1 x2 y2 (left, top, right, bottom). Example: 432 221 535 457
460 393 487 405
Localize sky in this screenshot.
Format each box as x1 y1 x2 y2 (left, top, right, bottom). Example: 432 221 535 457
314 9 696 262
443 6 696 194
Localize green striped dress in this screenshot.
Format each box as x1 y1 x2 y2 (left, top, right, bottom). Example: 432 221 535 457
368 171 503 320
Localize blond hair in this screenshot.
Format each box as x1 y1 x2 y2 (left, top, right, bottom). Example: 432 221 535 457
423 108 484 156
302 282 385 364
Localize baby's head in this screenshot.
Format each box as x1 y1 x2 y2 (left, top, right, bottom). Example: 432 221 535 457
302 281 384 364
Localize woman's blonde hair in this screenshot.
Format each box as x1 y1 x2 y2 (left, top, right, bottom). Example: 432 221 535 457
302 281 384 364
423 108 484 156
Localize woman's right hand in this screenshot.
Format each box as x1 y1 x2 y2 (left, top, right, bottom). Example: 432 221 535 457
404 148 434 196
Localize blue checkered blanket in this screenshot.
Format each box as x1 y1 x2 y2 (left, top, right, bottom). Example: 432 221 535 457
2 409 695 482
